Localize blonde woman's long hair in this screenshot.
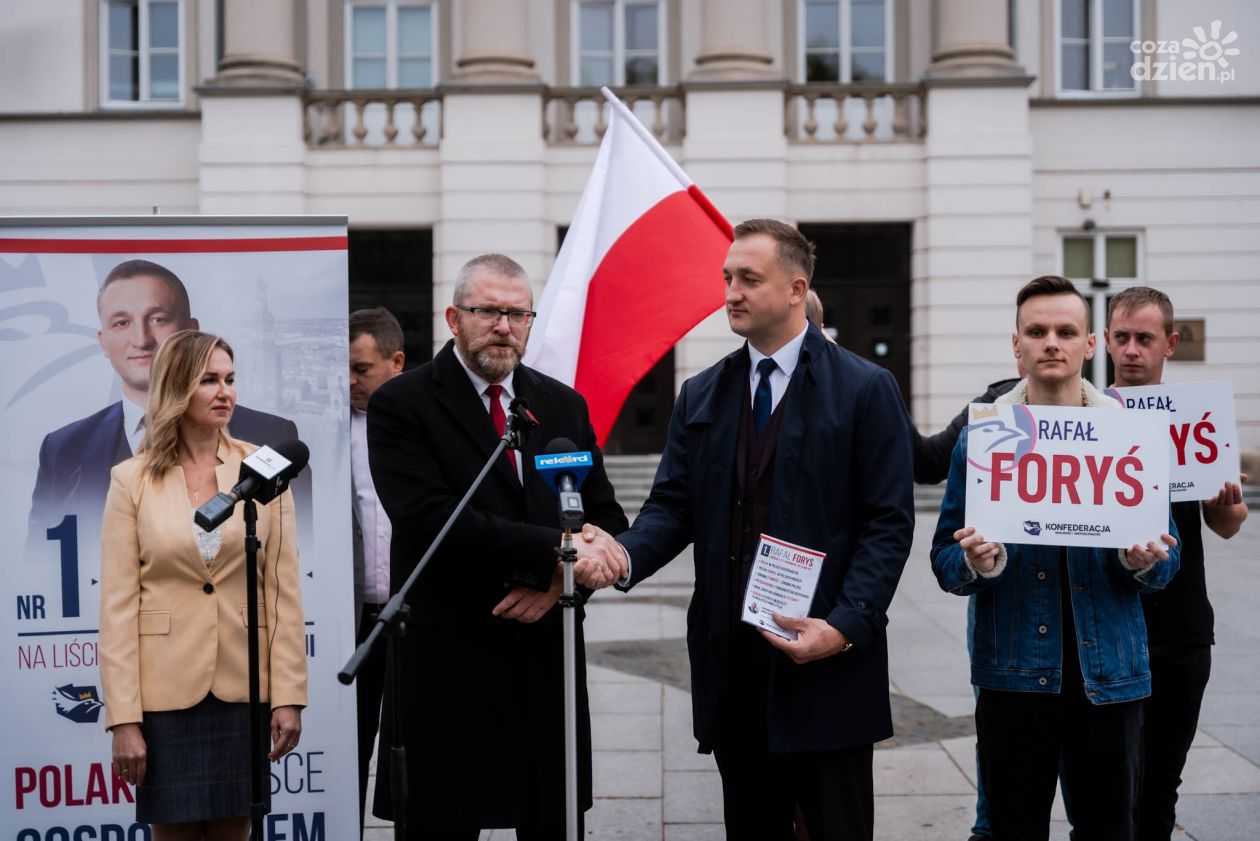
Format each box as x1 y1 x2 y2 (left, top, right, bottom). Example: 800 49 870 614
139 330 240 482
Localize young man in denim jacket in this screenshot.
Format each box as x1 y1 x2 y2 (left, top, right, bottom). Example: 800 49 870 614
931 275 1180 841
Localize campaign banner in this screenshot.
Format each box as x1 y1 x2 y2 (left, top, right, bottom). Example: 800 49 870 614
965 403 1170 548
0 217 357 838
1106 380 1241 502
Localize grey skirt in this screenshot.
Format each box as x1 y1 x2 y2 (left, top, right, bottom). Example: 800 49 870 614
137 694 270 825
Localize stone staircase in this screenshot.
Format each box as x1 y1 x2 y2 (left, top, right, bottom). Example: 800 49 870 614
604 453 956 519
603 454 662 521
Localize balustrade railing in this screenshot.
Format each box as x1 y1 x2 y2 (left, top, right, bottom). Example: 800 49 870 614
543 86 684 145
299 83 926 148
303 89 442 147
784 83 926 142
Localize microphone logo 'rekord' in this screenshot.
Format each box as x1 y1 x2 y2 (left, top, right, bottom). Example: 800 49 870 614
536 453 593 468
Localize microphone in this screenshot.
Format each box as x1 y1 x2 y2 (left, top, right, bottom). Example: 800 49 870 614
195 439 310 532
533 437 592 531
509 397 539 431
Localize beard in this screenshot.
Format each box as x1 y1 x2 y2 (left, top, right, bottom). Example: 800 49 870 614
459 330 525 383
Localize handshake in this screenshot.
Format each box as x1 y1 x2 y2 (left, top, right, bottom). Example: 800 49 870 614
571 525 629 590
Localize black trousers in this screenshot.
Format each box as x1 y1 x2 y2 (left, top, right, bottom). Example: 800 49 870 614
356 606 388 836
976 687 1143 841
712 740 874 841
711 625 875 841
1137 644 1212 841
398 817 584 841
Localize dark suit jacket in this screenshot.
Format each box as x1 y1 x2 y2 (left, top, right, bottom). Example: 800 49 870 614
29 400 310 546
618 324 915 753
365 341 627 828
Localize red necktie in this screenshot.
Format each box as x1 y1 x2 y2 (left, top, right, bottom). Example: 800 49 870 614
485 384 518 475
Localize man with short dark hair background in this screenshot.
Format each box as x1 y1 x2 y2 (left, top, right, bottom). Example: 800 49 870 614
28 258 308 543
1105 286 1248 841
347 305 405 836
579 219 916 840
932 275 1180 841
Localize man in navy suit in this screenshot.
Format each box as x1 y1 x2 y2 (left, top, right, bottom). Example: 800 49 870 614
579 220 916 840
28 259 307 544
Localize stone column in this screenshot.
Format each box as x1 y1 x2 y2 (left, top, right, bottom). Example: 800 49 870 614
452 0 539 83
677 2 784 380
912 0 1034 428
437 2 545 355
197 0 306 213
211 0 304 88
925 0 1023 78
690 0 776 80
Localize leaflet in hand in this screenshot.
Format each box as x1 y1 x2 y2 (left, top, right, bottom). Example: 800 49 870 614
741 534 825 641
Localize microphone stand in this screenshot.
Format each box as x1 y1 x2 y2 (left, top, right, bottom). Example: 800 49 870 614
339 402 537 841
556 528 580 841
243 500 266 841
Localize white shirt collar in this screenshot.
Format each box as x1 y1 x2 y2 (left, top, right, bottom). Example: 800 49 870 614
747 322 809 380
453 344 516 400
121 396 147 455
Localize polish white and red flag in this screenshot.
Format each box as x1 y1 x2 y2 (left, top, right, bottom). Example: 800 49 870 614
524 87 733 445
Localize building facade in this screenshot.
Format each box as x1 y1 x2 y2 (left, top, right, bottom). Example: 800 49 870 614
2 0 1258 454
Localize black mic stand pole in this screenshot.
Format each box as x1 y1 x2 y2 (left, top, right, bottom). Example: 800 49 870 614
244 499 266 841
556 527 580 841
339 406 536 841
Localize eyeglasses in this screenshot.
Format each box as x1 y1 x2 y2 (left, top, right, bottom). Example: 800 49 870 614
455 305 537 326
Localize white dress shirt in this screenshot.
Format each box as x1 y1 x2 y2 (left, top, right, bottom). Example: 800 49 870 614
453 347 524 484
121 397 147 455
746 322 809 413
352 407 392 604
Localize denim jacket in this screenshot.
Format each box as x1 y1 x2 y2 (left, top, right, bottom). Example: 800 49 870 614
930 380 1180 705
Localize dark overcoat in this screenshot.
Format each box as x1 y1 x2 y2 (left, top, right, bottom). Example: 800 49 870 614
619 324 915 753
367 340 627 827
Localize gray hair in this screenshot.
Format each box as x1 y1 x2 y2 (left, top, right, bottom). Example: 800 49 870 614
453 254 531 306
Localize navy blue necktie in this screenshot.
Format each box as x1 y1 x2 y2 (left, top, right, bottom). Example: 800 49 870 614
753 358 777 435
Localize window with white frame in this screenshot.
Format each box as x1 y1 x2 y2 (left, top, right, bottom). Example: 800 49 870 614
347 0 435 89
1062 231 1141 387
1062 232 1138 283
343 0 438 145
1058 0 1138 93
575 0 662 86
102 0 182 105
801 0 889 83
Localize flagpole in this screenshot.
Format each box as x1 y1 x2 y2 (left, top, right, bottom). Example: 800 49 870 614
599 86 693 187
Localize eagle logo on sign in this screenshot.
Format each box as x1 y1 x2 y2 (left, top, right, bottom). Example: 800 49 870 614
52 684 104 724
968 405 1038 474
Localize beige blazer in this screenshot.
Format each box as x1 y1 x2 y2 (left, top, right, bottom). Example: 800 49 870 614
98 440 308 730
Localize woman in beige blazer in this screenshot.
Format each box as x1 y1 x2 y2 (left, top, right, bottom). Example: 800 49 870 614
99 330 307 839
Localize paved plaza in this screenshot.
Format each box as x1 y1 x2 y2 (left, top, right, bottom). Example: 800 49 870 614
366 511 1260 840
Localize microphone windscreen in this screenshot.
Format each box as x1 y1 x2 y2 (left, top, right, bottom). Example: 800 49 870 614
272 439 311 474
543 437 578 455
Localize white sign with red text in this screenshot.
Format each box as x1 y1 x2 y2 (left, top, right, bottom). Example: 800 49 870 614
965 404 1170 549
741 534 825 641
1106 380 1240 502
